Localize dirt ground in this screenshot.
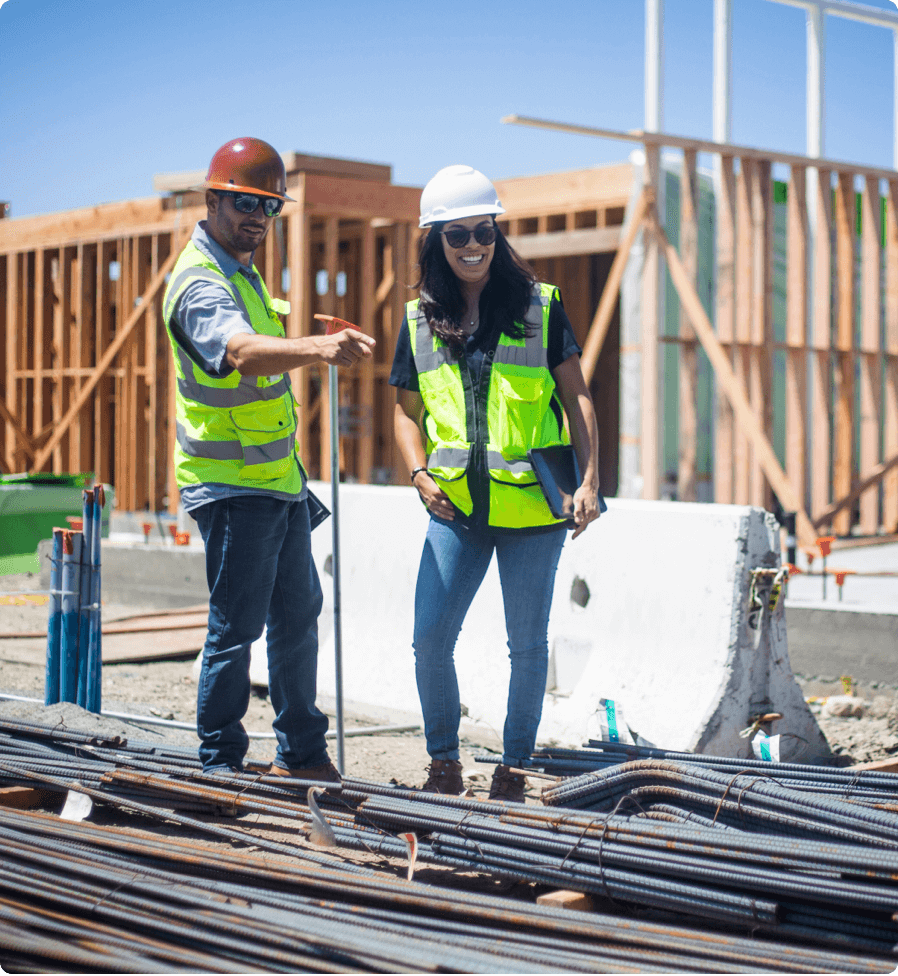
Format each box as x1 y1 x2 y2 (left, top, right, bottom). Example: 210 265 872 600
2 569 897 775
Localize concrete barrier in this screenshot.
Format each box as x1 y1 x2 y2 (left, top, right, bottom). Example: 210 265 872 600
296 484 827 760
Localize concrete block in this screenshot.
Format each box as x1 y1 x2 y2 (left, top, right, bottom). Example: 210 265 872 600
785 604 898 686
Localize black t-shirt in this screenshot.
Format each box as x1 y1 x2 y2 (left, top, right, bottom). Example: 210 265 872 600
388 289 581 392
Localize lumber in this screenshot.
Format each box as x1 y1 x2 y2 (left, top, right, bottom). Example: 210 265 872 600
29 228 188 473
651 217 815 547
886 180 898 531
812 451 898 529
833 173 856 536
640 147 661 501
714 156 737 504
678 149 699 503
859 176 882 532
811 169 834 520
536 890 595 912
580 188 650 385
785 165 807 517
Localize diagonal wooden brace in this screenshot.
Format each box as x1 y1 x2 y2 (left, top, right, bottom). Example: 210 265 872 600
0 400 37 460
29 229 189 474
580 187 653 385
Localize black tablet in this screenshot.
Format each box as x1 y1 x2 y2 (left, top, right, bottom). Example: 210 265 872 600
528 445 607 524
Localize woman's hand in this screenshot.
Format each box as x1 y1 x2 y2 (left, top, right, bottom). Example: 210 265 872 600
571 484 601 540
413 470 455 521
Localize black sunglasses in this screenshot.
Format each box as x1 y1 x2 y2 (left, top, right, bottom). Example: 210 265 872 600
219 191 284 218
441 222 497 249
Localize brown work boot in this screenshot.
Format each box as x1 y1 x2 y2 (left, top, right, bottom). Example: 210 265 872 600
267 759 342 783
488 764 526 803
420 759 464 795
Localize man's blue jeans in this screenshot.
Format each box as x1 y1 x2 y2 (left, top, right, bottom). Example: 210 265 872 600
192 495 328 772
413 516 566 768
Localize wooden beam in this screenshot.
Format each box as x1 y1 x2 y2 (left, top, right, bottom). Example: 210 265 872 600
812 452 898 529
678 149 699 502
0 400 35 458
715 156 737 504
3 253 18 471
29 230 188 473
833 172 856 535
652 218 815 547
495 162 633 216
358 221 376 484
859 176 882 532
886 180 898 531
749 159 774 509
734 160 753 505
580 188 650 385
506 226 621 260
374 269 395 309
811 169 833 521
501 115 898 184
640 147 661 500
785 165 808 520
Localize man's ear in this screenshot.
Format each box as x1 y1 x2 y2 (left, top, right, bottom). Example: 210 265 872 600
205 189 219 217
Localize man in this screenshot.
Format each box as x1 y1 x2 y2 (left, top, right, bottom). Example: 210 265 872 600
162 137 374 779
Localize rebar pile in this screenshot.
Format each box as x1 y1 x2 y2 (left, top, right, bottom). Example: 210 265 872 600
512 740 898 807
0 717 896 972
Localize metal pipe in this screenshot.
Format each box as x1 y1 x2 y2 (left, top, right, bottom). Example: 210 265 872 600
59 530 81 704
43 530 63 706
328 363 345 775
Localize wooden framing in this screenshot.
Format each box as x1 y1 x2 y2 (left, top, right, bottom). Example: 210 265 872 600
4 135 898 537
0 159 419 511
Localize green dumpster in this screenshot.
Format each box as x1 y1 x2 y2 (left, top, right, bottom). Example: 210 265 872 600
0 474 115 575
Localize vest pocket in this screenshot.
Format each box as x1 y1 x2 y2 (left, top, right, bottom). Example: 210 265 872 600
493 372 549 454
229 398 295 480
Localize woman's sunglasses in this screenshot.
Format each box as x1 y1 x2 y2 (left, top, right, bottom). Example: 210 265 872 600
219 191 285 218
441 223 497 249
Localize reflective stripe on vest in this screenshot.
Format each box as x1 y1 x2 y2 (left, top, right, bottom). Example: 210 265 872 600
163 240 305 493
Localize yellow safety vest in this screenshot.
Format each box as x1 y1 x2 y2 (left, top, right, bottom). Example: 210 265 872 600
408 282 570 529
162 241 306 494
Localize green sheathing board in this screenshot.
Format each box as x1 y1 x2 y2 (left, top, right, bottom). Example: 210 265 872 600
661 167 716 500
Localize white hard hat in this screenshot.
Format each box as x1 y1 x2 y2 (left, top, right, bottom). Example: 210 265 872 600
419 165 506 228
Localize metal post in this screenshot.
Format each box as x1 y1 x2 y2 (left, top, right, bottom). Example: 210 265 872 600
328 364 345 774
44 530 63 705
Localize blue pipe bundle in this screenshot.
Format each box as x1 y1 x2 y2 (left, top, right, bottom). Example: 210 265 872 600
44 485 104 712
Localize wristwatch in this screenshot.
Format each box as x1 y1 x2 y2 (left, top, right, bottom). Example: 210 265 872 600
410 466 427 484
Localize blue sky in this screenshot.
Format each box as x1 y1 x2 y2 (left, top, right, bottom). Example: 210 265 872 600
1 0 896 218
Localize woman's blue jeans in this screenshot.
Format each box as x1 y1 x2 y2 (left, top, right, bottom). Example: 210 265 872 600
413 516 565 768
192 495 328 772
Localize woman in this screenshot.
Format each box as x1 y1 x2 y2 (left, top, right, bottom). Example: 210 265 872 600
390 165 602 803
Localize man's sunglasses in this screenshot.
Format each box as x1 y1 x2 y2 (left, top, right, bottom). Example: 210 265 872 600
219 191 285 218
441 223 497 249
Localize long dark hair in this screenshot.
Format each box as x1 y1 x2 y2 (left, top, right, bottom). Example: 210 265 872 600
415 221 538 355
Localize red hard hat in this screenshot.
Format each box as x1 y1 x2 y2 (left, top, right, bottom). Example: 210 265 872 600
202 137 295 201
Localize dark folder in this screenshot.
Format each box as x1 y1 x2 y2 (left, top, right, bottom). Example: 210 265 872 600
528 445 607 525
306 489 331 531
